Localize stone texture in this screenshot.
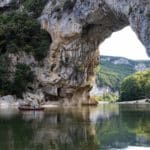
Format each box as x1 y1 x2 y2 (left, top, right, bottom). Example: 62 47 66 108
37 0 150 105
23 90 45 105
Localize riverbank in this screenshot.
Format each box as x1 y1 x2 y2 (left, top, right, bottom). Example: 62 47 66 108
0 95 150 109
0 95 20 108
97 99 150 105
117 99 150 104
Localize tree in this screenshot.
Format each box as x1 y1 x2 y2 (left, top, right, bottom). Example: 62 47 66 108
11 64 34 98
120 70 150 101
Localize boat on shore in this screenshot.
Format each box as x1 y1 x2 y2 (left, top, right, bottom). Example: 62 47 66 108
18 105 45 111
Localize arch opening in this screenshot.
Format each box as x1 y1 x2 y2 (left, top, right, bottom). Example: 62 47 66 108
100 26 150 60
90 26 150 101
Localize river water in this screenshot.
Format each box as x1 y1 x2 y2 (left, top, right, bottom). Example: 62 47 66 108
0 104 149 150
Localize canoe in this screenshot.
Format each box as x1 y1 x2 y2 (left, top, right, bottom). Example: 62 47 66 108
18 106 45 111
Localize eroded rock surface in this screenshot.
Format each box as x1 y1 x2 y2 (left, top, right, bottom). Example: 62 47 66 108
39 0 150 105
0 0 150 105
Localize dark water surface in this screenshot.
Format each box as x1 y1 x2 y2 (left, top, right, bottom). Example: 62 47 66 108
0 104 150 150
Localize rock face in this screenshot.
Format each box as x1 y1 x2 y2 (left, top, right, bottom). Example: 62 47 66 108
38 0 150 105
0 0 150 105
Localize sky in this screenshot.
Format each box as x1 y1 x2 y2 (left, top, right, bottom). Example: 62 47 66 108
99 26 150 60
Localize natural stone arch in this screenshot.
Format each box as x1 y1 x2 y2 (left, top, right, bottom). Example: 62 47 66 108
39 0 150 105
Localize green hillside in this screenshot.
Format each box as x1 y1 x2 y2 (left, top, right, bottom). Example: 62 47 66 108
96 56 150 92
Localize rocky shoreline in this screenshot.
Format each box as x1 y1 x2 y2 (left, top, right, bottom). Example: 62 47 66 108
0 94 150 109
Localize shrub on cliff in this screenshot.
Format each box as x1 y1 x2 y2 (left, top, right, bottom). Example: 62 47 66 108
0 61 34 98
21 0 49 18
0 2 51 97
11 64 34 97
0 55 11 95
0 11 51 61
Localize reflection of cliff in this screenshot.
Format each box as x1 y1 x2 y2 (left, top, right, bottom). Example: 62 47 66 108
33 124 98 150
0 108 18 119
0 105 149 150
31 108 99 150
89 104 119 123
96 104 150 149
0 107 99 150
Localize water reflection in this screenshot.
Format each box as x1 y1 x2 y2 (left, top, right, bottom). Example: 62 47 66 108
21 111 44 122
89 104 119 123
0 104 149 150
0 107 18 119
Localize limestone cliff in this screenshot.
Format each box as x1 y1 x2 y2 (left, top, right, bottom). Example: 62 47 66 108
0 0 150 105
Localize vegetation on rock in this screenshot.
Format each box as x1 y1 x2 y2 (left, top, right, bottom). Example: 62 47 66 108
11 64 35 98
96 56 150 93
0 62 34 98
92 93 118 103
0 55 11 96
0 11 50 61
21 0 49 18
96 66 121 92
96 56 150 102
0 1 51 97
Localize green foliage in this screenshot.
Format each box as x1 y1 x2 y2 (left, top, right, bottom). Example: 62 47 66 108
0 62 34 98
102 93 118 102
100 61 135 78
96 66 121 92
0 55 11 95
0 3 51 97
0 2 51 97
96 56 150 101
96 56 150 93
21 0 49 18
120 70 150 101
11 64 34 98
0 11 50 61
92 93 118 103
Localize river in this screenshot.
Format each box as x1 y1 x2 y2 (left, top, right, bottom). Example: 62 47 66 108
0 104 149 150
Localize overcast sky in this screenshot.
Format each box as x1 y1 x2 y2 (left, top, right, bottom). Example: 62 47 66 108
100 26 150 60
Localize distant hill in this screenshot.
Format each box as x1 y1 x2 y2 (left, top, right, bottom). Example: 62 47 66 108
95 55 150 94
100 56 150 72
